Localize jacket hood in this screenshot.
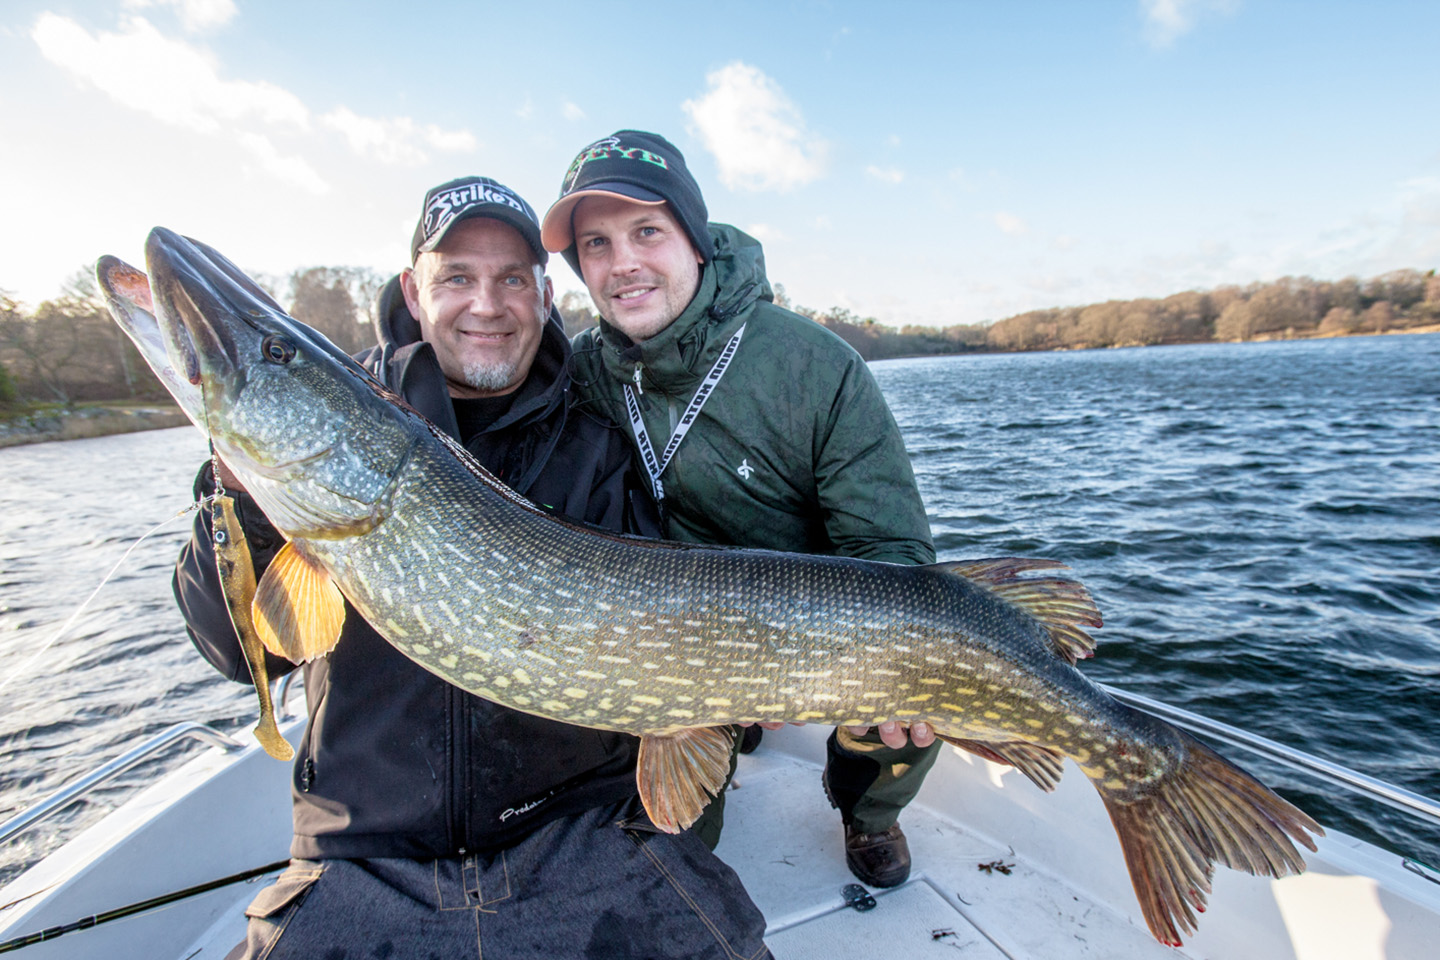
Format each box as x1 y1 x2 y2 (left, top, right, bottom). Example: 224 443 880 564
591 224 772 391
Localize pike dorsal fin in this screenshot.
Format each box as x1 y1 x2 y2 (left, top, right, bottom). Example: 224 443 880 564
253 541 345 663
636 726 738 833
934 557 1102 664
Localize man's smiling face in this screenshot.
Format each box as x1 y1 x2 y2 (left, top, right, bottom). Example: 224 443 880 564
402 217 553 398
571 195 703 342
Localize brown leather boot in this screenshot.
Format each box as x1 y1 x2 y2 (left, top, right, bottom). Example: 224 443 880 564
843 822 911 888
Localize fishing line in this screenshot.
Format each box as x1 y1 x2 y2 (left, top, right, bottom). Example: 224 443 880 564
0 497 216 697
0 330 234 694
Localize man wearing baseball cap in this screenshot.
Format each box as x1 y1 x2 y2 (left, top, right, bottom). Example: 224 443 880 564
174 175 770 958
542 132 941 889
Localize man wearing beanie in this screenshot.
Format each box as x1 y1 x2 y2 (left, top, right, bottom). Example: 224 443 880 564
174 175 771 959
542 131 940 889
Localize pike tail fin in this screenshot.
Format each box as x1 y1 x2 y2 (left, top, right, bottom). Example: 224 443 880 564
1098 731 1322 946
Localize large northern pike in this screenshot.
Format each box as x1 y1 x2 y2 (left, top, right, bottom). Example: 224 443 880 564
98 228 1320 946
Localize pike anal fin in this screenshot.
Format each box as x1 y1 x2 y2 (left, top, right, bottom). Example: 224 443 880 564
212 496 293 762
636 726 738 833
1098 730 1323 946
254 540 345 663
937 735 1065 792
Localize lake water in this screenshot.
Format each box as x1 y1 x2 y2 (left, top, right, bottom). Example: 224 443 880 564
1 333 1436 883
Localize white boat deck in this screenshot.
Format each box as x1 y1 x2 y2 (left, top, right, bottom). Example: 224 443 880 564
2 720 1437 958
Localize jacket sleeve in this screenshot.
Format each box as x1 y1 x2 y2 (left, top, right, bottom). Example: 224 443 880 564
172 462 298 685
813 357 936 566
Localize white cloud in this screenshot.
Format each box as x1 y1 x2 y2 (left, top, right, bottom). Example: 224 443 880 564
745 223 785 243
33 13 475 192
562 101 585 121
321 106 476 166
866 165 904 184
515 96 533 120
1140 0 1237 49
33 14 308 135
124 0 237 33
682 61 828 192
234 131 329 194
994 211 1029 236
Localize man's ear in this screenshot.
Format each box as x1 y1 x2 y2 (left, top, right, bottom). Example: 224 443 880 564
400 267 422 321
542 274 554 314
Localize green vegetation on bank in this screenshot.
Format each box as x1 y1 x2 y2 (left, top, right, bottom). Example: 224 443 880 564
4 266 1437 417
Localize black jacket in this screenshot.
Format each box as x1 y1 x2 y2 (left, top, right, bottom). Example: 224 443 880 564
173 278 662 859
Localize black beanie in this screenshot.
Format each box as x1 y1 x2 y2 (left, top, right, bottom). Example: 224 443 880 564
540 130 711 276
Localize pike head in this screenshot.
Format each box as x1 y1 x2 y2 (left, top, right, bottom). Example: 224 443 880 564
96 227 416 540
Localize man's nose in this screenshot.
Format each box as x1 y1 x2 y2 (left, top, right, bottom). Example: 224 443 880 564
609 237 642 275
466 280 505 315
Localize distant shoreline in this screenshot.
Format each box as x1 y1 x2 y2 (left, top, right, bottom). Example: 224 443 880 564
0 403 189 449
3 326 1436 449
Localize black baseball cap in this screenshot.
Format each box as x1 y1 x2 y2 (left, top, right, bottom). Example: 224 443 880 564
541 131 711 273
411 176 547 266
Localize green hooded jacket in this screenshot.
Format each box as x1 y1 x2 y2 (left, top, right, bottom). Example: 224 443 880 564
570 224 934 565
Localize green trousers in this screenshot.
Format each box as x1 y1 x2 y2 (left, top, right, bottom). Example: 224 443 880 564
690 727 942 849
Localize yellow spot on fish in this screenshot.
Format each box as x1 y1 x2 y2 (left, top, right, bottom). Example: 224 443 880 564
512 669 532 685
632 695 663 706
983 711 1001 720
576 670 607 681
666 709 694 719
905 694 932 703
564 688 587 699
703 697 732 707
412 643 431 656
439 655 458 669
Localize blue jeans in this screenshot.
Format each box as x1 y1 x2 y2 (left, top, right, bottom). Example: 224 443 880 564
233 799 772 959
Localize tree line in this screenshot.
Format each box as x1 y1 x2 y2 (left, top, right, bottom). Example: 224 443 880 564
793 269 1440 361
1 267 383 409
3 266 1437 411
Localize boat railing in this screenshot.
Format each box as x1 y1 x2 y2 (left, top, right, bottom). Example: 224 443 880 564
0 722 245 847
0 675 305 851
1104 684 1440 831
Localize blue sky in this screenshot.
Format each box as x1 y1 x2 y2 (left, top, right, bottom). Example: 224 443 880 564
2 0 1437 326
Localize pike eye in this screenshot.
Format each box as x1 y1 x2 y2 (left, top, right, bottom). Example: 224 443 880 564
261 335 296 364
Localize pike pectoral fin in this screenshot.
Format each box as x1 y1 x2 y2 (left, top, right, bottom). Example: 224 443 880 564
937 735 1065 791
212 496 293 762
636 726 738 833
935 558 1102 664
1097 730 1322 946
253 541 345 663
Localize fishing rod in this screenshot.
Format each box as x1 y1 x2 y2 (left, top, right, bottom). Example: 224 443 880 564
0 859 290 953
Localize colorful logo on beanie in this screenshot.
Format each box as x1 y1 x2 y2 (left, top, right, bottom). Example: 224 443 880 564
562 136 670 195
422 181 527 245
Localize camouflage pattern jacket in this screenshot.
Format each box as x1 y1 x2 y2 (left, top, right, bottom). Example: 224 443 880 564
570 223 934 565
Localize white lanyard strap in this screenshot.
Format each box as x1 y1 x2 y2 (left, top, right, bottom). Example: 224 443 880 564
624 323 747 503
